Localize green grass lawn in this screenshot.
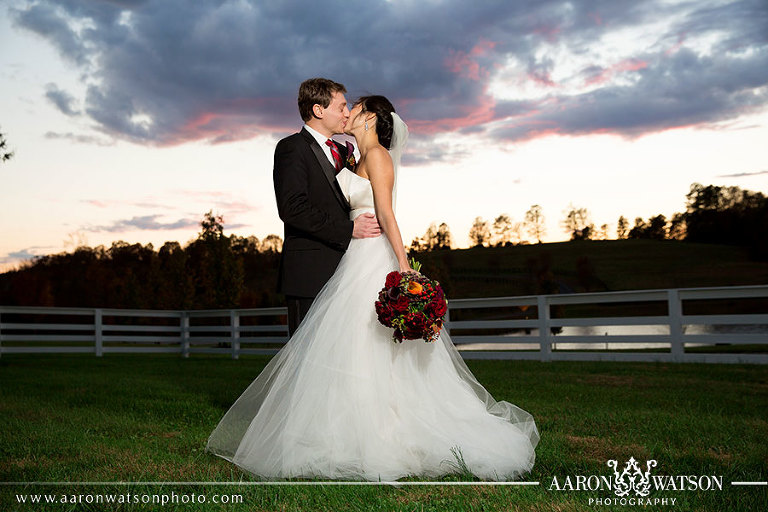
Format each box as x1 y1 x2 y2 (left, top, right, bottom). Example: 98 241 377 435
1 354 766 511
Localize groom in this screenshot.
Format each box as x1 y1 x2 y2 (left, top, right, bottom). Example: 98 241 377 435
274 78 381 336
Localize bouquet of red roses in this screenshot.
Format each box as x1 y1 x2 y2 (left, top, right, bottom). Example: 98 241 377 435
375 259 448 343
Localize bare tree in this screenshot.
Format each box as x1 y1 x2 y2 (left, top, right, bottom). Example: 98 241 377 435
468 217 491 247
409 222 445 252
562 204 593 240
524 205 546 244
510 221 525 245
63 231 89 251
492 214 513 246
423 223 439 251
1 129 14 163
616 216 629 239
436 222 452 249
598 223 609 240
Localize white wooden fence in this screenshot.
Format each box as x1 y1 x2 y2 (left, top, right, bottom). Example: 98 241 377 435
1 285 766 364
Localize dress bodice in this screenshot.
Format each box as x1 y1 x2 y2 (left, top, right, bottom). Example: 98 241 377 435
336 168 376 220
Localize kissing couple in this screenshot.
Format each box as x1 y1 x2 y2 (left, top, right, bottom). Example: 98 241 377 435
206 77 539 482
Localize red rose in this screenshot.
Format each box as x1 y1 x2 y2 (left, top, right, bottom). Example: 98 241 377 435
433 299 447 318
375 300 388 315
424 298 447 319
385 271 401 289
375 300 394 324
391 295 409 314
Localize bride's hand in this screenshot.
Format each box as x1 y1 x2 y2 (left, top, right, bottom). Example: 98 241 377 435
399 263 414 274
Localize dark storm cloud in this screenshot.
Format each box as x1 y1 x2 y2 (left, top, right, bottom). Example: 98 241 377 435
489 46 768 142
13 2 92 66
12 0 768 151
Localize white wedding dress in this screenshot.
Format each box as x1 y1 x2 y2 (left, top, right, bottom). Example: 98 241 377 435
206 120 539 481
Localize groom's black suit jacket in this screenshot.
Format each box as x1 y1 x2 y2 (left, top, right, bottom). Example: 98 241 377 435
273 127 354 298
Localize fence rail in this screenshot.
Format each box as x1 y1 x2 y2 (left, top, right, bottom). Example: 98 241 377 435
1 284 766 364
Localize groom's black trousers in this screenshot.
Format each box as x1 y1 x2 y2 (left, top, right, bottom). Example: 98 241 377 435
286 296 315 338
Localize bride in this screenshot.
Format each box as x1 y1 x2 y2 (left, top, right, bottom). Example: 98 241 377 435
205 95 539 481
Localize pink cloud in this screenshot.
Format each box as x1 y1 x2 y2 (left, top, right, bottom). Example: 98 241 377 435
83 199 110 208
614 58 648 72
446 50 483 80
527 69 557 87
164 97 295 145
408 93 497 135
175 190 260 216
584 68 611 87
665 33 686 56
471 39 497 55
444 39 497 81
582 58 648 87
532 23 561 42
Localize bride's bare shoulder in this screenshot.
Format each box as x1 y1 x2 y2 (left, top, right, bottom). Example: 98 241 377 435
366 146 393 176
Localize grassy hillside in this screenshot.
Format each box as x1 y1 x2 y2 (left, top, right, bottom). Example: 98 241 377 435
413 239 768 299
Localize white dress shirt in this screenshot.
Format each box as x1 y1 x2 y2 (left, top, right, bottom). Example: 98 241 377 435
303 124 337 168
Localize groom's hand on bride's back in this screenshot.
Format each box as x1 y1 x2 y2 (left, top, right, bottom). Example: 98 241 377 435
352 213 381 238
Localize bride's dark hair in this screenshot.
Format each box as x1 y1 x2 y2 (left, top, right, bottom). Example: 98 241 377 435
354 95 396 150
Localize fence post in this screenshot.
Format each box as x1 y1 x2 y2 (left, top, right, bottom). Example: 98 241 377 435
181 312 190 358
231 310 240 360
537 295 552 362
0 310 3 359
668 289 684 362
94 308 103 357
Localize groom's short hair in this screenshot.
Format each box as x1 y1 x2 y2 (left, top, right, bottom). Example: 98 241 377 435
298 78 347 122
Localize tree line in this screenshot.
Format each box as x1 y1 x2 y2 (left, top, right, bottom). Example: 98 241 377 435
409 183 766 260
0 212 284 310
0 183 765 310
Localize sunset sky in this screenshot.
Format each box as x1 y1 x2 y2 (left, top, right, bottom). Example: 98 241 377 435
1 0 766 272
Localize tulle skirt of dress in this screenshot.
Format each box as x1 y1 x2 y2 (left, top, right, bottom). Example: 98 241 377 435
205 232 539 481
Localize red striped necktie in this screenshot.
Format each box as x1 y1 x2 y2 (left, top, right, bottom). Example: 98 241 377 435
325 139 342 173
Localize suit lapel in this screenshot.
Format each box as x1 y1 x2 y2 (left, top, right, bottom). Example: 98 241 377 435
301 128 350 211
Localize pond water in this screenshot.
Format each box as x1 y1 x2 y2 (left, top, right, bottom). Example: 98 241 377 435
454 323 768 351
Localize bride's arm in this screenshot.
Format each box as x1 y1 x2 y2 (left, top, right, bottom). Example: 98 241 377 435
366 147 411 273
